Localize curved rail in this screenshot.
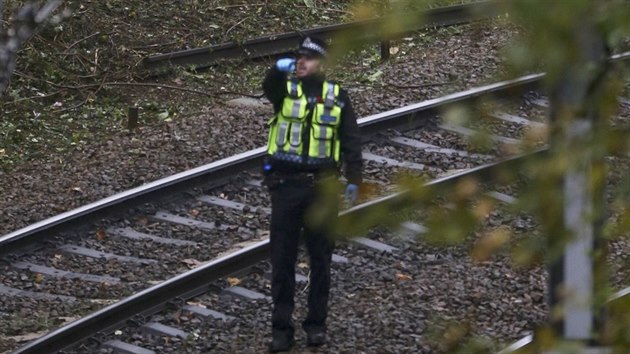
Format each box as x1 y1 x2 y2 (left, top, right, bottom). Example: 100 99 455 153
142 2 499 70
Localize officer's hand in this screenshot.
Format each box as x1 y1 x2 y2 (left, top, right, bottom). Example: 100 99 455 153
276 58 296 73
344 184 359 206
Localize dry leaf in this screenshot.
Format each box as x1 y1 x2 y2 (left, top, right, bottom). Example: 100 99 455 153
186 301 206 308
389 46 400 55
473 198 495 221
227 277 241 286
181 258 203 269
471 227 510 262
297 262 308 269
96 229 107 241
33 273 44 283
395 273 412 282
172 78 184 86
190 209 200 217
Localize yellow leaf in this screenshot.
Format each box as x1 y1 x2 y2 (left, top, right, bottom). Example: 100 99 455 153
473 198 495 221
455 177 478 200
33 273 44 283
227 277 241 286
395 273 412 282
471 227 510 262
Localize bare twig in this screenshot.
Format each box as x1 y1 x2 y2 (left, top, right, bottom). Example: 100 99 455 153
129 41 179 50
383 80 452 89
0 0 62 95
212 3 266 10
346 80 452 90
57 96 90 113
13 71 265 100
226 17 248 36
98 82 218 97
63 31 101 54
2 90 61 104
216 90 264 99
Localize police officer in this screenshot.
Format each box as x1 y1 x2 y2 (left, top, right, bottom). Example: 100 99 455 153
262 36 362 352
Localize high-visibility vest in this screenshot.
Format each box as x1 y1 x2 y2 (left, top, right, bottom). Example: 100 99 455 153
267 79 342 165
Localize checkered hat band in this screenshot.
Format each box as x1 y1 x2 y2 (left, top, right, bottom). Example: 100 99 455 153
302 38 326 56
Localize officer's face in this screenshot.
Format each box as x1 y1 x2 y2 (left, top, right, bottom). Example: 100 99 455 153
296 55 323 78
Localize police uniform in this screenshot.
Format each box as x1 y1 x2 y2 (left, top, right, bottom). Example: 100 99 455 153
262 37 362 352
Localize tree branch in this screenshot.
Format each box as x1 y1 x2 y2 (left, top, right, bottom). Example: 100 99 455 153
0 0 62 96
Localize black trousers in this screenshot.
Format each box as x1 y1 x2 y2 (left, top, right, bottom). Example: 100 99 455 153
268 176 338 335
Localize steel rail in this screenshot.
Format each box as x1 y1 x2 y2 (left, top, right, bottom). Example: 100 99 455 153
11 51 630 354
337 147 548 229
15 141 630 353
142 2 499 70
495 285 630 354
0 72 543 258
11 148 545 354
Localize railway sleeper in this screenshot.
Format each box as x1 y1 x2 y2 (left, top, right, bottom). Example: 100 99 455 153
57 244 158 265
103 340 155 354
11 261 121 284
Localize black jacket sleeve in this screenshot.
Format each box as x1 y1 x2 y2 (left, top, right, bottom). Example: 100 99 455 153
339 89 363 185
262 65 287 113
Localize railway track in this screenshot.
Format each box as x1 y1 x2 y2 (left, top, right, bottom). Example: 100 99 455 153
142 1 500 70
3 53 630 353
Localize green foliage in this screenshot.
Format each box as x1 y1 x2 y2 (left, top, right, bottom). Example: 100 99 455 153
332 0 630 351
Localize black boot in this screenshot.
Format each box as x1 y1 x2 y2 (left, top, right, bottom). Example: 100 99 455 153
269 330 295 353
306 328 326 347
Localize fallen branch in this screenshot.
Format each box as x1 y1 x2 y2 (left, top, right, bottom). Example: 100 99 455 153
2 90 61 105
383 80 452 89
346 80 453 90
14 71 265 99
225 17 249 36
63 31 101 54
0 0 62 95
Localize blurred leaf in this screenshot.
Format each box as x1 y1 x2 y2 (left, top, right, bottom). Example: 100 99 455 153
367 70 383 83
96 229 107 241
471 227 510 263
33 273 44 283
227 277 241 286
157 111 169 120
395 272 412 282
